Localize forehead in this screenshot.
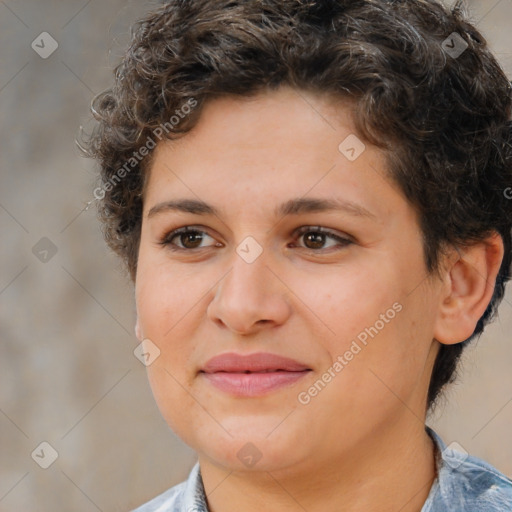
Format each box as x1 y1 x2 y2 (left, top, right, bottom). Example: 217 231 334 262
143 87 409 225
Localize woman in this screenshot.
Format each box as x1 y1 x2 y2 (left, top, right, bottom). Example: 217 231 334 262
85 0 512 510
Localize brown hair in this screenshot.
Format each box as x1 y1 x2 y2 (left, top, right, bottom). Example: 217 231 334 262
83 0 512 410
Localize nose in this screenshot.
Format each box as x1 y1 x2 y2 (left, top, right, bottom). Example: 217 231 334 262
206 249 292 335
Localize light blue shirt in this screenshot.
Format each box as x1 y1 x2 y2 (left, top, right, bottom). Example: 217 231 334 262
132 427 512 511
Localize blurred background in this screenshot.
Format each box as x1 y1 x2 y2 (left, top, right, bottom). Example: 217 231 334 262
1 1 511 510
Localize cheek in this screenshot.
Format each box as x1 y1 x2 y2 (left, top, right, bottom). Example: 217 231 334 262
135 258 210 337
135 263 209 437
311 259 432 392
134 264 208 399
313 264 400 344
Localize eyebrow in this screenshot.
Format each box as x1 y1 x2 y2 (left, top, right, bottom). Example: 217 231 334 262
147 197 376 220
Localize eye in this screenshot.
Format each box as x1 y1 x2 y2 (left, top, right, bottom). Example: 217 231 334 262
159 225 353 253
160 227 221 251
292 226 353 251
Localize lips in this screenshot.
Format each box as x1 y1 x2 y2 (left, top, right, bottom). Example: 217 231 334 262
200 352 312 397
201 352 311 373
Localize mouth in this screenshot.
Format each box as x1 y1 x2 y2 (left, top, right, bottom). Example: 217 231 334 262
199 352 312 397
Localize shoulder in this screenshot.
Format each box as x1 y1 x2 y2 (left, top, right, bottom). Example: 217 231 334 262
131 462 207 512
424 427 512 512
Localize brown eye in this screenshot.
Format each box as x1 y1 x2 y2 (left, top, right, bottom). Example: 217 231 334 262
302 231 328 249
161 227 218 251
294 227 352 251
176 230 204 249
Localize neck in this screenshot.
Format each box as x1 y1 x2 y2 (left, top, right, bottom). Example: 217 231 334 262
198 420 437 512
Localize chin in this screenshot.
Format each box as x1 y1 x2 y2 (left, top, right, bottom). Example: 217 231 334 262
202 440 304 473
184 416 309 472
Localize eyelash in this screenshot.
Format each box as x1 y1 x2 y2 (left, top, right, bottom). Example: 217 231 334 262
159 225 353 253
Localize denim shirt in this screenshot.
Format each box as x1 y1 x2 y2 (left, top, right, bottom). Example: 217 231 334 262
132 427 512 511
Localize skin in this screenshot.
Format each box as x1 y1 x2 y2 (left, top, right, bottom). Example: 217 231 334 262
134 86 503 512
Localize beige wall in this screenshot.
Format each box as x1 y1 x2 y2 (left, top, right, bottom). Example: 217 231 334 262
1 1 511 510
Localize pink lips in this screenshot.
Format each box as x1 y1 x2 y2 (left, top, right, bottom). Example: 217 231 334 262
200 352 312 397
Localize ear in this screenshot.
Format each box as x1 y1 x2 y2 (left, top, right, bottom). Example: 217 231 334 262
135 316 143 341
433 232 504 345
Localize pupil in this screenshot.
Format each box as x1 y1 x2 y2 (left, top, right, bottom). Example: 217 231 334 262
182 232 202 248
305 232 325 249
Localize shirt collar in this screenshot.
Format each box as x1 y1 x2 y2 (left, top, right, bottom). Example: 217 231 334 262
181 462 209 512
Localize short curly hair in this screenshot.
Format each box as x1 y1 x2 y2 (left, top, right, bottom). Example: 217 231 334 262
84 0 512 410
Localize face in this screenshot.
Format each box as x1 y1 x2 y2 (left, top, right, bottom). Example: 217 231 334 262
135 86 443 475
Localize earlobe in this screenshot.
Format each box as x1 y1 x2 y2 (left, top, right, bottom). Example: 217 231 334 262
433 232 504 345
